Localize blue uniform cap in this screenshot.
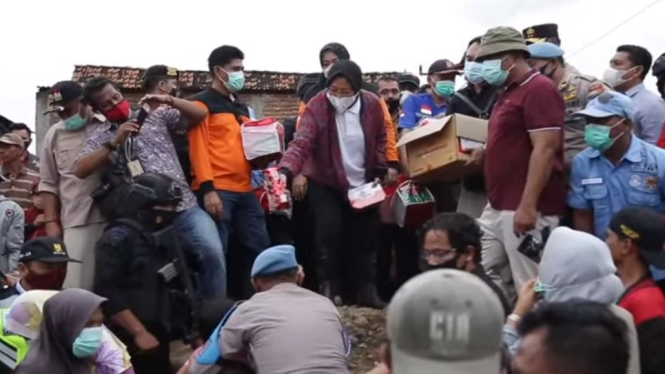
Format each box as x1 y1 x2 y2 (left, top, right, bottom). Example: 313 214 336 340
527 42 564 59
251 245 298 277
574 91 636 122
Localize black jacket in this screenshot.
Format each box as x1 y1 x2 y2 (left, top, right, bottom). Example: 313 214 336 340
93 220 195 331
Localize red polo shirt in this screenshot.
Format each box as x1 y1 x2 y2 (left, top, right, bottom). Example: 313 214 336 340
485 70 566 216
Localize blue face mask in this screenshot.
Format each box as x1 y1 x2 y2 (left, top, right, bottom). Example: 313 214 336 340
434 81 455 98
72 326 103 358
584 121 624 151
481 59 513 86
217 68 245 92
64 114 86 131
464 62 484 84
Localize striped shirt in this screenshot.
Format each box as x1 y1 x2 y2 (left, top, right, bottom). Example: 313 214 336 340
0 167 39 211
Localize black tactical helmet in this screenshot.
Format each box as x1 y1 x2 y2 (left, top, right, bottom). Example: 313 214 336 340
130 173 183 210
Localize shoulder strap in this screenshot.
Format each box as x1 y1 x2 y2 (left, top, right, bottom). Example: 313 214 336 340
453 92 484 116
483 90 499 114
196 300 245 365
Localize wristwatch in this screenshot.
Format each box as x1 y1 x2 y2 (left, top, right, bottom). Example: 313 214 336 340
103 141 118 151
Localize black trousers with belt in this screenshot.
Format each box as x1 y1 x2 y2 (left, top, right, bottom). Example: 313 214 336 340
307 180 380 304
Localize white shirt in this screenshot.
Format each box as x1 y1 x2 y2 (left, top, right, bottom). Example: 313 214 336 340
334 99 366 188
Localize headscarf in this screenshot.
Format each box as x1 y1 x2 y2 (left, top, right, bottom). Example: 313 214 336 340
303 43 352 104
326 60 364 93
538 227 624 304
7 290 59 340
15 289 107 374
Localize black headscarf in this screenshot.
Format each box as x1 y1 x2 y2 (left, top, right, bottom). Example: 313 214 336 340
303 43 351 103
319 43 350 66
326 60 364 93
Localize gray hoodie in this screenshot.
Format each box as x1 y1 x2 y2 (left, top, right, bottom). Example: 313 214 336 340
504 227 641 374
0 194 23 274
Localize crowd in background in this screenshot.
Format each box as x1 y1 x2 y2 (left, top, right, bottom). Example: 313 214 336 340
0 20 665 374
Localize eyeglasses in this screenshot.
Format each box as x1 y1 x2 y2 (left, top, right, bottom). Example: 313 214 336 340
421 248 457 261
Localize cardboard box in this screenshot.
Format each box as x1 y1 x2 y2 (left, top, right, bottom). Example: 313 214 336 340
396 114 488 183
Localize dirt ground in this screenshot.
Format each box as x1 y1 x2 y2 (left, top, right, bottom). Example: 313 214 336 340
169 306 387 374
338 306 387 373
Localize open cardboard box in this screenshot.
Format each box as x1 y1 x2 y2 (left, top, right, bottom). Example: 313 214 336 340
396 114 488 184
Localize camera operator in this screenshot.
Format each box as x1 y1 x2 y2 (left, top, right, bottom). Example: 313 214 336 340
93 172 204 374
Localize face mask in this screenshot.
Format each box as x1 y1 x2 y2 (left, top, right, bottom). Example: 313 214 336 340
602 67 633 88
327 92 358 113
434 81 455 98
64 115 86 131
217 68 245 92
584 121 625 151
464 62 484 84
323 65 333 78
103 100 131 123
386 99 400 112
72 326 103 358
425 252 462 271
539 63 557 79
482 59 513 86
137 209 178 230
25 268 66 290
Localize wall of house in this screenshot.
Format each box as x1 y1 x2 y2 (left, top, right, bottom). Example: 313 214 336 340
34 90 300 154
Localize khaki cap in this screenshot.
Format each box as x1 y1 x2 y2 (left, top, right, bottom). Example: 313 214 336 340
476 26 530 59
0 133 25 150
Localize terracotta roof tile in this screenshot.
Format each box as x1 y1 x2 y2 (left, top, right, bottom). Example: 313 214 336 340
71 65 400 92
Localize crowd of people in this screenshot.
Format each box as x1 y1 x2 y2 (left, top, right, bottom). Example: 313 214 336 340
0 20 665 374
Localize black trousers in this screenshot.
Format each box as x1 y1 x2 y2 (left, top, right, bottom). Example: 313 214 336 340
308 180 380 302
377 224 420 301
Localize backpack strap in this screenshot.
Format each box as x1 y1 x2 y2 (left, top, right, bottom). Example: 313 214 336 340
453 92 484 117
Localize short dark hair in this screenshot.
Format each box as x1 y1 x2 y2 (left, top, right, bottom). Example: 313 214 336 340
518 300 629 374
419 213 483 263
142 77 167 93
8 123 32 136
83 77 116 109
418 84 430 93
208 45 245 73
459 36 483 66
378 76 398 84
617 44 653 80
254 268 298 283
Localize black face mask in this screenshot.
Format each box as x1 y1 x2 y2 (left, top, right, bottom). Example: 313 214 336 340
425 254 461 271
386 99 400 112
137 209 178 231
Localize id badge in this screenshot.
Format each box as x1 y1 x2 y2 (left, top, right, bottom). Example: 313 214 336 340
127 159 144 177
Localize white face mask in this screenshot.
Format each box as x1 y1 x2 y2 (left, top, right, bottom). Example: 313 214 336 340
327 92 357 113
323 65 333 78
603 67 633 88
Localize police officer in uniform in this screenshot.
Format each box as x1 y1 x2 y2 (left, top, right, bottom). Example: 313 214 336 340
94 172 203 374
522 23 582 75
527 42 611 168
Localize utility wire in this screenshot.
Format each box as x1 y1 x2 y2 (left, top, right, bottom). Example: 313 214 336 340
568 0 663 58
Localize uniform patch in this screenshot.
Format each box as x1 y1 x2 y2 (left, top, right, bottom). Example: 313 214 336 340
629 174 642 187
4 209 12 217
646 176 658 190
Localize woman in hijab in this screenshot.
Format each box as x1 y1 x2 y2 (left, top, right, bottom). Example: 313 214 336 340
279 60 388 309
15 288 133 374
502 227 641 374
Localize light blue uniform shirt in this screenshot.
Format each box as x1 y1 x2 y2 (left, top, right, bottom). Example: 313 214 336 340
626 83 665 144
568 136 665 240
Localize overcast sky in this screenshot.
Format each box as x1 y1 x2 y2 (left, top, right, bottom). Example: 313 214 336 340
0 0 662 139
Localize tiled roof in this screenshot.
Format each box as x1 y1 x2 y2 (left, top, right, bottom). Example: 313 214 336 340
71 65 400 92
